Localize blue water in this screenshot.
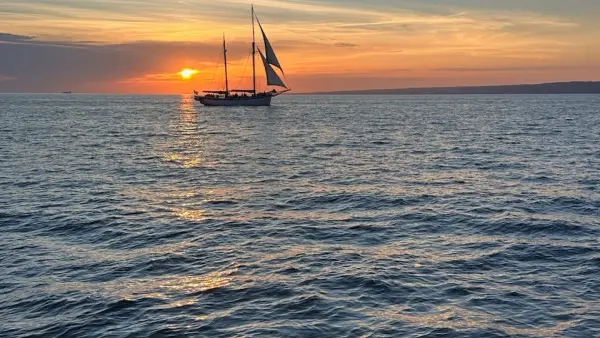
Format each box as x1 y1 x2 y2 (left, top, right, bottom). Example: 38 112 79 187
1 94 599 337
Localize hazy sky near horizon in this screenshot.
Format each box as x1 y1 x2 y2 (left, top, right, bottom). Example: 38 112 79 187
1 0 599 93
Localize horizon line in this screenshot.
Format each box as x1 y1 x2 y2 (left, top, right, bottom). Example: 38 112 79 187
2 80 600 95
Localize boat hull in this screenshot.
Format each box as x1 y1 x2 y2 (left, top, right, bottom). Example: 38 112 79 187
195 95 273 106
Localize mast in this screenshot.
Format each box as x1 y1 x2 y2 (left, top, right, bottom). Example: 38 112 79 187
223 34 229 95
252 5 256 95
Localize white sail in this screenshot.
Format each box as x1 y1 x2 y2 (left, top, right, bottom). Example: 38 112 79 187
258 48 286 88
257 19 283 73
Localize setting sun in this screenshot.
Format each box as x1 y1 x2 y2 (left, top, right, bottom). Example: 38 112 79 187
179 68 199 80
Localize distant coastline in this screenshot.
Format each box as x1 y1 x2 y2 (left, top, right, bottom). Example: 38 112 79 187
305 81 600 95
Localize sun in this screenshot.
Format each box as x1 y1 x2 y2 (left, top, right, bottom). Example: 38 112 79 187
179 68 199 80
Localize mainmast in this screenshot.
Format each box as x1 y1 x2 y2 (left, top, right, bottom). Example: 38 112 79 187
252 5 256 95
223 34 229 95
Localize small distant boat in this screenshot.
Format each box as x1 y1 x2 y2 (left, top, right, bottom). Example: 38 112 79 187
194 6 290 106
62 91 72 94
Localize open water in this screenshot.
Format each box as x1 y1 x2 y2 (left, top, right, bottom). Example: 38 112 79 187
1 94 599 337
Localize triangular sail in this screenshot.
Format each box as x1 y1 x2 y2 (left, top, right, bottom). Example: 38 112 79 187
258 48 286 88
256 18 283 73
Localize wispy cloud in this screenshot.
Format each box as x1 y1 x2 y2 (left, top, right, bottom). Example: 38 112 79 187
433 65 594 73
0 74 16 82
0 33 34 42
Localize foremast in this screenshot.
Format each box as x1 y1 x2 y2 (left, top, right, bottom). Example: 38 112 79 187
252 5 256 95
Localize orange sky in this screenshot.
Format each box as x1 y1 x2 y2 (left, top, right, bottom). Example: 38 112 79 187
0 0 599 93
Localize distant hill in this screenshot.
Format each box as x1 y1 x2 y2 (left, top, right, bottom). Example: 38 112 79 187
308 81 600 95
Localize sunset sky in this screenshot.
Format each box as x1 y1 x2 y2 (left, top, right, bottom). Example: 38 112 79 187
1 0 599 93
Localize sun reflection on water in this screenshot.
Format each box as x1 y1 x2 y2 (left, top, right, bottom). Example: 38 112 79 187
49 268 239 302
179 95 197 122
173 208 206 222
163 152 203 168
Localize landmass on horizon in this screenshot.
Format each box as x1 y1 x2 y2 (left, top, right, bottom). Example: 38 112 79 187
305 81 600 95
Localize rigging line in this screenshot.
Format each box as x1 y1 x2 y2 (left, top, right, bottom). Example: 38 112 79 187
210 48 223 90
204 47 222 88
233 49 252 90
281 69 291 90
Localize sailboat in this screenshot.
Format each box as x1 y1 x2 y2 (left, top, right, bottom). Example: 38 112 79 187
194 6 290 106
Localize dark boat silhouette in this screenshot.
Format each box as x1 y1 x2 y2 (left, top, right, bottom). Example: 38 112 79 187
193 6 289 106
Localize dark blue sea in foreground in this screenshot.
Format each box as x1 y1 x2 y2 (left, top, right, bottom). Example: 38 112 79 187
1 94 599 337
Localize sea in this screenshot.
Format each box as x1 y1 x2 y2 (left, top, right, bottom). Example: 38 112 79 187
0 94 599 337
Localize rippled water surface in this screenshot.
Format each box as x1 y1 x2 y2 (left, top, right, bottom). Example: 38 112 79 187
1 94 599 337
